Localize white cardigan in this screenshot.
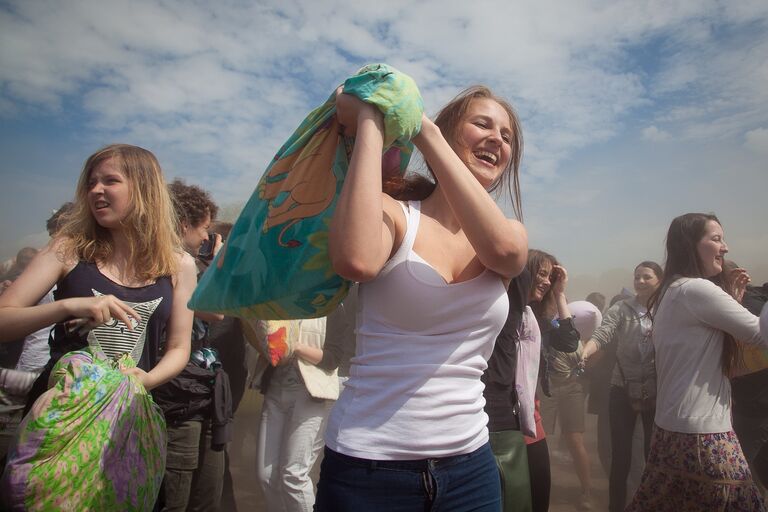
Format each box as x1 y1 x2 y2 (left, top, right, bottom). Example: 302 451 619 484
244 317 340 400
295 317 340 400
653 277 768 433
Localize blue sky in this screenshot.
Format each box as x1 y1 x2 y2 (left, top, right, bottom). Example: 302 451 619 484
1 0 766 299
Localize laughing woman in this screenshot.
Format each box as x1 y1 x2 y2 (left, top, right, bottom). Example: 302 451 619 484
525 249 584 510
314 86 528 511
626 213 768 511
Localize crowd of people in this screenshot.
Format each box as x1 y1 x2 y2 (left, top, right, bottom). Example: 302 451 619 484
0 80 766 512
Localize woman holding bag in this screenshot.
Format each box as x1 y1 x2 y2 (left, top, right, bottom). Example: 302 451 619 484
0 144 195 399
0 144 196 509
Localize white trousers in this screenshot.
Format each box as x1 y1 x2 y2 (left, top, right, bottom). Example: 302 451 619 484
256 380 330 512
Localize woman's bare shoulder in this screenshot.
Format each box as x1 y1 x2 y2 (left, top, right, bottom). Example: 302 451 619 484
171 251 196 286
382 193 408 253
45 236 79 272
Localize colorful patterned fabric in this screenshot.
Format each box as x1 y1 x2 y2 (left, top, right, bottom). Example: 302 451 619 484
261 320 298 366
189 63 423 319
241 318 300 366
627 426 766 511
1 349 166 511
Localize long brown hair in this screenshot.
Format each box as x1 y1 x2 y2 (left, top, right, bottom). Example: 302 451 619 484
526 249 559 322
384 85 524 221
648 213 740 375
57 144 182 281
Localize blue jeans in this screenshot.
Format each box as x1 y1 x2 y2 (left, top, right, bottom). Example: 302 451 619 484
314 443 501 511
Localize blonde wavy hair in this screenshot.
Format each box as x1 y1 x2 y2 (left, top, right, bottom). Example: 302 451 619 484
57 144 182 281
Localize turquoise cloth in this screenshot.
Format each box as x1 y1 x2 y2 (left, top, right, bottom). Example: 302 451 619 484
189 63 423 319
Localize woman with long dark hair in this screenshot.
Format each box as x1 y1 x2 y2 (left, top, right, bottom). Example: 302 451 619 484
314 85 528 511
525 249 582 511
626 213 768 511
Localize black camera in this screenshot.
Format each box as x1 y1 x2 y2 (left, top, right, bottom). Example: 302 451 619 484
198 232 218 260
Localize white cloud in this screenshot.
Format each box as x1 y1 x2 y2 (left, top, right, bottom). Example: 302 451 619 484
642 125 671 141
647 18 768 142
744 127 768 155
2 0 765 188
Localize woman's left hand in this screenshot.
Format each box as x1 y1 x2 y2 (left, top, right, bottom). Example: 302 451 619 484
120 366 155 390
551 265 569 296
581 339 599 361
212 233 225 257
292 343 324 366
727 267 751 303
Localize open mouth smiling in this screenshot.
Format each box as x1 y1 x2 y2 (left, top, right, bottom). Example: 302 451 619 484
473 150 498 166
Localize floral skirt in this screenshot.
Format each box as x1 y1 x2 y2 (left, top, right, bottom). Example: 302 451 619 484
626 426 766 512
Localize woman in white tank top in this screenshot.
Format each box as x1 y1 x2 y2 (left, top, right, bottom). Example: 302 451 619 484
314 86 528 511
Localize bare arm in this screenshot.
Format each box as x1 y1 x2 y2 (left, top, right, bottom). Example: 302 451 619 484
0 238 138 342
547 265 580 353
195 310 224 323
551 265 572 320
123 252 196 389
413 118 528 279
328 92 401 282
293 344 324 365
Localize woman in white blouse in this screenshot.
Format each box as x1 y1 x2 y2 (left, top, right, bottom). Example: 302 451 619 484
626 213 768 511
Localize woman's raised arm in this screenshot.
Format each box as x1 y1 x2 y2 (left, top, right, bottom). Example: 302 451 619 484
329 92 402 282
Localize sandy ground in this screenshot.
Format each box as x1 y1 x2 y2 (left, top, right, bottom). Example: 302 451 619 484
226 387 649 511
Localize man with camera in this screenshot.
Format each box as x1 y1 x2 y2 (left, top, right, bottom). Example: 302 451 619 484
155 179 232 512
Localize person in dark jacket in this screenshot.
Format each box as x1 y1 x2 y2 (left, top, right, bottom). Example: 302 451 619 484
156 179 231 512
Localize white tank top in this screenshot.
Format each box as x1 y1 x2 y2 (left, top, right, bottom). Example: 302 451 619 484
324 201 509 459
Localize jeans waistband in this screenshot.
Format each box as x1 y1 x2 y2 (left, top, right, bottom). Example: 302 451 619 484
324 443 490 471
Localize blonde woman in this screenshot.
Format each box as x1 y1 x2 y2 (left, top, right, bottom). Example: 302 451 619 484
0 144 196 405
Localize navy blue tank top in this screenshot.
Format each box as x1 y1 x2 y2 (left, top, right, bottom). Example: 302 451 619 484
50 261 173 371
